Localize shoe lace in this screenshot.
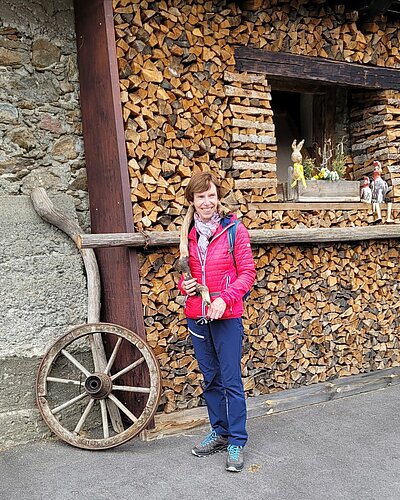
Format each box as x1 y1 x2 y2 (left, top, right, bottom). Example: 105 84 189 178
201 430 218 446
227 444 241 460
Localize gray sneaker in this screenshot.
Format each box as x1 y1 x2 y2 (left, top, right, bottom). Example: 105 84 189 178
226 444 244 472
192 430 228 457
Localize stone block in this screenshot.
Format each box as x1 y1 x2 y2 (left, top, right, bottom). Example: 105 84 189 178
0 195 87 358
0 194 87 447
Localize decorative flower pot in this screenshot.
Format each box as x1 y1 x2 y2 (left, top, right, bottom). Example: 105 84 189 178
297 179 360 202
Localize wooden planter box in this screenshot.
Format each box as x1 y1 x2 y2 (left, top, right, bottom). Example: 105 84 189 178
297 180 360 202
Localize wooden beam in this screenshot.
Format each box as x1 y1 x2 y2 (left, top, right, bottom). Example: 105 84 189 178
73 0 149 418
142 366 400 440
235 47 400 90
247 202 400 211
79 223 400 249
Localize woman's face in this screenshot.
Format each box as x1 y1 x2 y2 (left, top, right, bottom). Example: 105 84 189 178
192 182 219 222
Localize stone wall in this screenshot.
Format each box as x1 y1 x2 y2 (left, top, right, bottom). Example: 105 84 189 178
0 196 88 450
0 0 88 228
0 0 88 448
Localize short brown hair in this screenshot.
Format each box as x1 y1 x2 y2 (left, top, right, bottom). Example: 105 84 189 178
184 171 221 203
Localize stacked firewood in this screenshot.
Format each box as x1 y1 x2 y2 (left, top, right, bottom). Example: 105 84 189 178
137 210 400 413
244 239 400 395
113 0 400 413
138 246 203 412
241 207 377 230
242 2 400 68
114 0 245 232
350 90 400 202
114 0 400 229
223 71 278 204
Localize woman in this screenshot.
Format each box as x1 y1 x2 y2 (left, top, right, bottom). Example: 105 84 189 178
178 171 256 473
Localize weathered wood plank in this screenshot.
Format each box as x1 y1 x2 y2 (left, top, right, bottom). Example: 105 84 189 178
232 118 275 131
233 149 276 158
225 85 271 100
235 178 278 190
224 71 269 85
232 133 276 145
230 104 273 116
142 367 400 441
248 367 400 417
232 160 276 171
298 180 361 202
235 47 400 90
247 202 377 211
79 218 400 249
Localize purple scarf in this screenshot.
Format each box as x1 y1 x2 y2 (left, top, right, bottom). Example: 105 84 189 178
194 212 221 259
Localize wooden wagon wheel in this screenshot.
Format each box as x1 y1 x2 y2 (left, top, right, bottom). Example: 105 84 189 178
36 322 161 450
31 188 162 450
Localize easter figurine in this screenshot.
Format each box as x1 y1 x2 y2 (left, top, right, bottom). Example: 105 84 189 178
290 139 307 189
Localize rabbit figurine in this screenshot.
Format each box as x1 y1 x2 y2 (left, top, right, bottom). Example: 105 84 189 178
290 139 307 188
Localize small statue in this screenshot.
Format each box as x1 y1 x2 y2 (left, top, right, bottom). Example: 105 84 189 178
290 139 307 188
360 176 372 203
371 160 393 223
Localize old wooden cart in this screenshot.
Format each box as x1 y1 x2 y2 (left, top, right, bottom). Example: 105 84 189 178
31 188 161 450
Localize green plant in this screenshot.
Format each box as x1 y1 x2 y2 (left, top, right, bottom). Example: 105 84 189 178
303 157 315 179
312 137 347 181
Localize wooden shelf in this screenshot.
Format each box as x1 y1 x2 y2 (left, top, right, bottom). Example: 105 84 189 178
248 202 399 211
79 222 400 249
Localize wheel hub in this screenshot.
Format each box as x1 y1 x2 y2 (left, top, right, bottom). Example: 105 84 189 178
84 372 112 399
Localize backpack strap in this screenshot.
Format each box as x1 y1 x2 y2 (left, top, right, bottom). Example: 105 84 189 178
228 220 240 271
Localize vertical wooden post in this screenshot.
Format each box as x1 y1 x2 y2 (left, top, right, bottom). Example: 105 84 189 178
73 0 149 417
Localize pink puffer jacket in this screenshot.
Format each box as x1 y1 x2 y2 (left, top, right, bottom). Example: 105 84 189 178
178 215 256 319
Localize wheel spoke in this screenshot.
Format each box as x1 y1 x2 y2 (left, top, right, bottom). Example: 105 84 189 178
74 398 95 434
105 337 123 375
110 357 145 381
107 399 125 433
51 392 88 414
112 385 150 394
100 400 109 439
108 394 138 423
61 349 91 377
47 377 83 386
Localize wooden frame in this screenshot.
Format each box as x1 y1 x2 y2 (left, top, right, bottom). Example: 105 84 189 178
73 0 149 416
78 223 400 249
235 47 400 90
270 86 338 175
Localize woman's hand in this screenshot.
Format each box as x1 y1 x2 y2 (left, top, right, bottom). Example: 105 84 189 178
207 297 227 320
182 277 198 296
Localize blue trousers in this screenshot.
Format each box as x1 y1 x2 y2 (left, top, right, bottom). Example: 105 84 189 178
187 317 247 447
